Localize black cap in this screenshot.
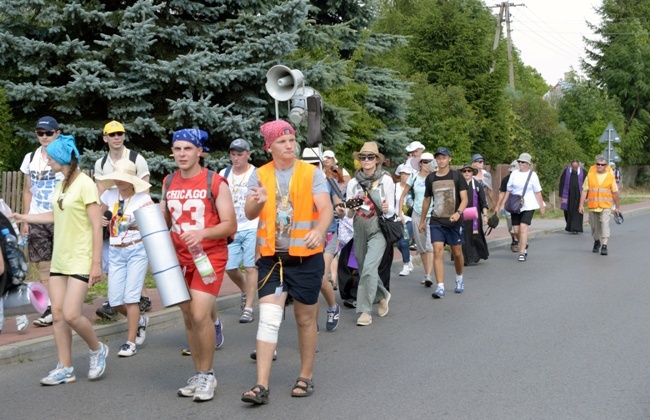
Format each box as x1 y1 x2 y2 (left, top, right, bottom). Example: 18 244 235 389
229 138 250 152
434 147 451 157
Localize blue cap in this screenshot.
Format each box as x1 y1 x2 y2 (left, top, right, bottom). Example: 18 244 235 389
36 116 59 130
434 147 451 157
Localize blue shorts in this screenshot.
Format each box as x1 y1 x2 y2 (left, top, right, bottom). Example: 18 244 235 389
226 228 257 270
107 242 148 306
257 253 324 305
430 224 464 247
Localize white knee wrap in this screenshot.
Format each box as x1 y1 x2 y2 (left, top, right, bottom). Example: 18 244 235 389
257 303 283 343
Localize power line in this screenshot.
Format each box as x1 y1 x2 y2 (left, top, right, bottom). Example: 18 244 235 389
514 30 582 63
516 7 585 54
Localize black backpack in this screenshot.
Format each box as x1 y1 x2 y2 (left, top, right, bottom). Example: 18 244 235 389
0 213 28 296
100 149 139 170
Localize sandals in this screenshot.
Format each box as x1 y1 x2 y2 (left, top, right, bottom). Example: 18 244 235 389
241 384 269 405
291 377 314 398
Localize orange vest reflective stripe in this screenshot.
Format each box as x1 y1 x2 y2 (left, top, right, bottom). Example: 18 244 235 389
586 166 615 209
257 160 321 257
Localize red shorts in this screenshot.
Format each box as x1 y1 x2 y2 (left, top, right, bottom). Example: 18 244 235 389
181 254 226 297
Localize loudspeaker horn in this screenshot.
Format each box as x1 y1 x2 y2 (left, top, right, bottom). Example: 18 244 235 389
265 65 304 101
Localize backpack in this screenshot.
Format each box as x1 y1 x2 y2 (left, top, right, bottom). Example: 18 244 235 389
0 213 28 296
100 149 139 171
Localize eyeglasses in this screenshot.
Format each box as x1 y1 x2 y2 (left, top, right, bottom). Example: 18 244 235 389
117 200 124 217
461 169 474 173
35 131 55 137
358 154 376 161
517 161 529 164
107 132 125 137
474 160 485 164
595 163 607 167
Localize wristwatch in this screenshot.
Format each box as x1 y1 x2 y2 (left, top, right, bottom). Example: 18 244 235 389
457 210 463 216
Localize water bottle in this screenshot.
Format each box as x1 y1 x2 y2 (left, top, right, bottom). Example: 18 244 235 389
188 243 217 284
2 228 24 281
500 209 507 217
0 199 23 245
403 226 410 241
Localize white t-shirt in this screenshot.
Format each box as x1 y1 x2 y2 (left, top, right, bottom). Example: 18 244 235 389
507 170 542 211
100 190 153 245
20 146 64 214
346 174 395 217
219 165 259 232
94 148 150 182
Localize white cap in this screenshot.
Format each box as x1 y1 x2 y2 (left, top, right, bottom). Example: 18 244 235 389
323 150 338 163
396 164 414 175
405 141 426 152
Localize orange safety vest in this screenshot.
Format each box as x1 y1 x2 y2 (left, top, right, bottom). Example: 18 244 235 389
257 160 321 257
586 166 615 209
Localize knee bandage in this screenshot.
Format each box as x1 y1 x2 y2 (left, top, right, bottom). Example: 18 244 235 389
257 303 283 343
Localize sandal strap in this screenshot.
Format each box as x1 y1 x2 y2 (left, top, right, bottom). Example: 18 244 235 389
294 377 314 390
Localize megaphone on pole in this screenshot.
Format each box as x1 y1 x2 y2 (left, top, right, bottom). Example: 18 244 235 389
265 65 304 101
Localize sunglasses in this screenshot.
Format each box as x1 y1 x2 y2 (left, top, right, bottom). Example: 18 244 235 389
474 160 485 164
461 169 474 173
35 131 55 137
420 160 432 165
107 132 125 137
595 163 607 167
517 161 529 164
358 154 376 161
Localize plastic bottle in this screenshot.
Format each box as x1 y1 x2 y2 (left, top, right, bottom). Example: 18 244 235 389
403 226 410 241
2 228 24 279
188 243 217 284
0 199 23 245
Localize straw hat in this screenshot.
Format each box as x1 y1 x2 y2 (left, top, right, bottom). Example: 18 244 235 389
352 142 385 163
95 159 151 193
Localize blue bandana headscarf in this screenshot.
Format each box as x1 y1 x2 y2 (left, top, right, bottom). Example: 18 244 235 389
172 129 210 152
46 134 80 165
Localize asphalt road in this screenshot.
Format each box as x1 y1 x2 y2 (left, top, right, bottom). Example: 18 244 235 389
1 214 649 419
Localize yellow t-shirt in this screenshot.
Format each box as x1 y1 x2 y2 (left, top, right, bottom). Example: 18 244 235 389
51 172 100 274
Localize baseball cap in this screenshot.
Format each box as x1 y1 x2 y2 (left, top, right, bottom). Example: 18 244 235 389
396 163 413 175
103 120 125 134
229 138 250 152
323 150 338 163
433 147 451 157
405 141 425 152
36 116 59 131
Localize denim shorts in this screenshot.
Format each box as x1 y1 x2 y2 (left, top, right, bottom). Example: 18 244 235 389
226 228 257 270
108 242 149 306
430 224 464 247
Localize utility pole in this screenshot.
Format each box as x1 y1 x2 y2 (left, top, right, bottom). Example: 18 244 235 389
488 2 524 89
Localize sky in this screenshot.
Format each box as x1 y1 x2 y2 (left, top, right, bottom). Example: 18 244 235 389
493 0 602 86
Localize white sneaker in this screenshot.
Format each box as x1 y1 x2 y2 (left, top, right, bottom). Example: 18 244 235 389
41 363 76 385
407 261 414 271
16 315 28 332
88 342 109 380
399 266 410 276
135 316 149 346
117 342 137 357
178 374 199 397
193 373 217 401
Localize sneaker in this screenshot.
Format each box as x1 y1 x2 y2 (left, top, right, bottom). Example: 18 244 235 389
356 312 372 326
181 346 191 356
399 265 411 276
193 373 217 402
432 285 445 299
600 245 608 256
117 342 137 357
378 292 391 317
33 306 53 327
592 240 601 253
95 301 116 320
178 374 199 397
326 304 340 331
40 363 76 386
135 316 149 346
239 308 254 324
15 315 28 332
424 275 433 287
343 299 356 309
88 342 109 380
455 279 464 293
409 244 417 251
139 296 152 313
518 253 527 262
240 292 247 312
215 320 224 349
249 349 278 361
408 261 414 271
511 240 519 253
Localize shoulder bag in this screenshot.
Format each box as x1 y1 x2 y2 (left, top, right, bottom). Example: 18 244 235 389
504 170 533 214
365 179 404 245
